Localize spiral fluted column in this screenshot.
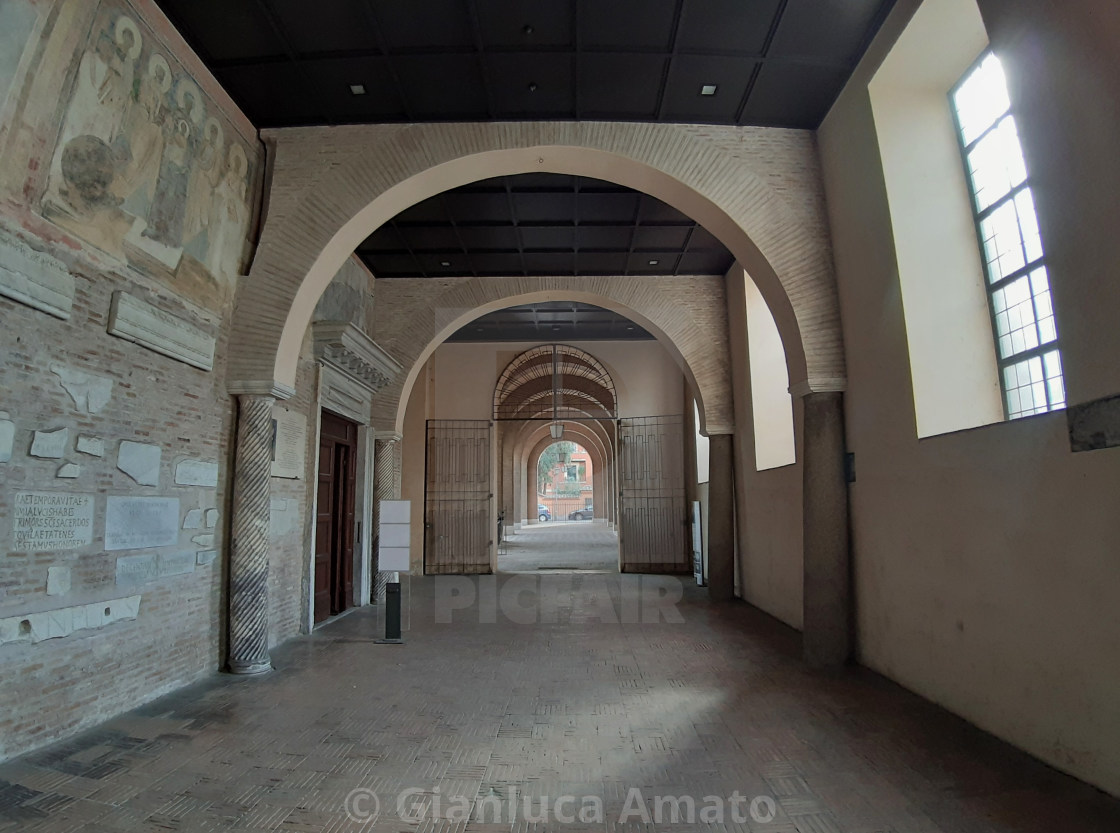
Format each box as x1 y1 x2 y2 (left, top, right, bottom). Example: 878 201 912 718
228 394 274 674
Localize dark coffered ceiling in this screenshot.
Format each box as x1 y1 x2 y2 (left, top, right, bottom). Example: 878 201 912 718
358 173 734 278
155 0 895 129
447 302 654 342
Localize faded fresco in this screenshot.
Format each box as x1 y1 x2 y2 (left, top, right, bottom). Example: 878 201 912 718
1 0 259 313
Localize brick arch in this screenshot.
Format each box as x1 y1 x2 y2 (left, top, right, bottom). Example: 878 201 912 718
503 417 614 525
229 122 845 401
520 423 612 525
373 280 731 435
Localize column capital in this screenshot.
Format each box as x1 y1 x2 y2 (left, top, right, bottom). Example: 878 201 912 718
374 431 403 443
789 378 847 398
228 380 295 400
700 425 735 436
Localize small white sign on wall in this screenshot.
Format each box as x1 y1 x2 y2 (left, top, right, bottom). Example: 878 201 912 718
378 500 410 572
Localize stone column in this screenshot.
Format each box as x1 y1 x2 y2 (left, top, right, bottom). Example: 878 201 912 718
706 433 736 602
228 394 274 675
372 431 403 602
801 391 851 667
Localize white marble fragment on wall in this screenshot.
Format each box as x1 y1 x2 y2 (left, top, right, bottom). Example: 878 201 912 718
117 440 161 486
30 427 68 458
49 363 113 413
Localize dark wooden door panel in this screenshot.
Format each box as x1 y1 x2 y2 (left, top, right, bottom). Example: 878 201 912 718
315 410 360 623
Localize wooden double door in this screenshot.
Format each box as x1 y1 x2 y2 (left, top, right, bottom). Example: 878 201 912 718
315 410 358 623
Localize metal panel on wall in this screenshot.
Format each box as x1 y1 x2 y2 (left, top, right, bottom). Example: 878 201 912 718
424 420 492 574
618 415 689 573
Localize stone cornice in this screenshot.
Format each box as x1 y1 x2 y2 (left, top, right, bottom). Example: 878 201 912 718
312 321 402 394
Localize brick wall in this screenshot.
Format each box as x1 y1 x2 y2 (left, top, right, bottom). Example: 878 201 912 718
0 0 275 761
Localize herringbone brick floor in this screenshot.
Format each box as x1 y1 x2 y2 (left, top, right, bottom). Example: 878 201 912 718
1 542 1118 831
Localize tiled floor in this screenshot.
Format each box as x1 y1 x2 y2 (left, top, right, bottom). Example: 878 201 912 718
2 528 1119 832
498 522 618 572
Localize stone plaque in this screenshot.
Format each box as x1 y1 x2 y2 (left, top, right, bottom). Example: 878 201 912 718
30 427 68 458
116 550 195 586
174 459 219 487
117 441 161 486
270 407 307 479
76 435 104 456
0 232 75 320
158 551 196 577
46 566 71 596
13 491 95 552
104 496 180 551
115 554 157 587
107 291 216 371
0 412 14 462
50 363 112 413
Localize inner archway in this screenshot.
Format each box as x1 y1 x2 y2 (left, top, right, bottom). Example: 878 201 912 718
229 123 845 407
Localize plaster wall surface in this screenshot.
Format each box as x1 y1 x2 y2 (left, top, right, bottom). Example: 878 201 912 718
819 0 1120 796
431 340 684 421
725 269 804 629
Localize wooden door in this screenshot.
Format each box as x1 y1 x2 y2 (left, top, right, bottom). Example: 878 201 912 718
315 410 358 623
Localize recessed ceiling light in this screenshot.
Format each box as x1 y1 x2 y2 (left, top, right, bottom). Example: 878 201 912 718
440 260 451 267
523 24 534 34
349 83 366 95
700 84 717 96
528 82 538 92
648 259 660 266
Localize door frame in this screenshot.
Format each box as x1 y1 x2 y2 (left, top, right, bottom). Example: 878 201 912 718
304 365 375 633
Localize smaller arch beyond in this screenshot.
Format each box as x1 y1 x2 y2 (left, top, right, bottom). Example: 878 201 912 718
389 288 717 436
247 130 826 408
494 345 618 421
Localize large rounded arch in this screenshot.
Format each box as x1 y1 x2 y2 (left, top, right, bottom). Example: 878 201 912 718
375 281 731 435
229 122 844 402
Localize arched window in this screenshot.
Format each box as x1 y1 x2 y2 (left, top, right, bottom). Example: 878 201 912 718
951 52 1065 418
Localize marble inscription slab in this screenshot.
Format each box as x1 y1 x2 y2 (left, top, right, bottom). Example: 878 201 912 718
107 291 216 371
0 233 75 320
12 491 95 552
104 496 180 551
174 459 219 487
270 406 307 479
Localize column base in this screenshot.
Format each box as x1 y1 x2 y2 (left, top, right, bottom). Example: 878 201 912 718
228 659 272 675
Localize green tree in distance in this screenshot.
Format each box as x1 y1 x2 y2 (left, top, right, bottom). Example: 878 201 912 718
537 441 576 493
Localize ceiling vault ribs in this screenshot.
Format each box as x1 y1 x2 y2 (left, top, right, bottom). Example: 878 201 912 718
494 345 618 420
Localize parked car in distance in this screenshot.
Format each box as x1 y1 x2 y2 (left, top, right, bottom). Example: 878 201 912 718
568 506 593 520
538 504 551 521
